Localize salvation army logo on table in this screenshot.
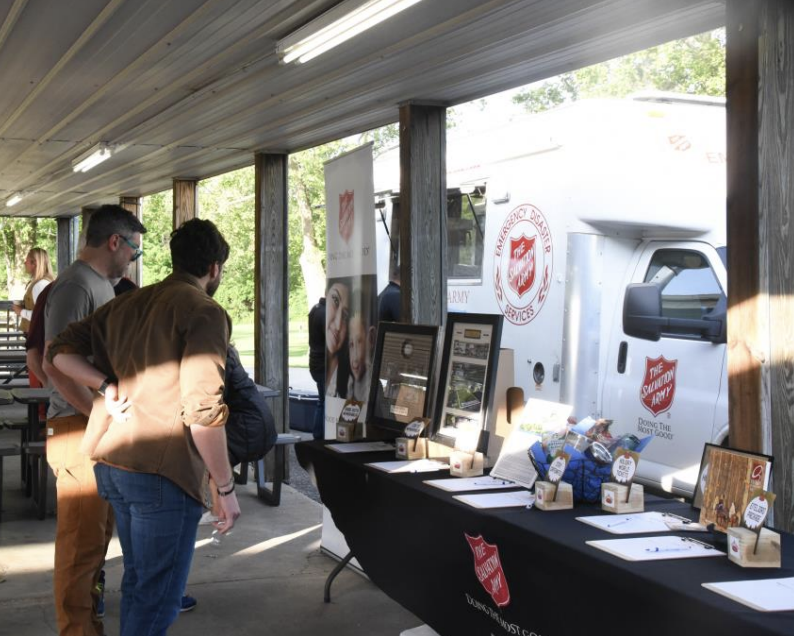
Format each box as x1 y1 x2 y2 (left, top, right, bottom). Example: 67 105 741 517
339 190 355 243
493 204 553 326
640 355 677 416
465 534 511 607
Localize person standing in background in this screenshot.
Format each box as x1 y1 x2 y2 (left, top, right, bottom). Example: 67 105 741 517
308 296 326 439
12 247 55 335
377 259 401 322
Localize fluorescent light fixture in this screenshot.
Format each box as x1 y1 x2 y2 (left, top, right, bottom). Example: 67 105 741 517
277 0 425 65
72 142 114 173
5 192 23 207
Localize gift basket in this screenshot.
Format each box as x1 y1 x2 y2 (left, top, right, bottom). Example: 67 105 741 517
528 419 652 503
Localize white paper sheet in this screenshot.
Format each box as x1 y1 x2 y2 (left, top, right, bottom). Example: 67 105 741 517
577 512 674 534
453 490 535 509
366 459 449 474
587 535 725 561
424 476 517 493
702 577 794 612
326 442 395 454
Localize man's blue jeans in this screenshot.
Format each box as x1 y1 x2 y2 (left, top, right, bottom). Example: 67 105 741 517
94 464 202 636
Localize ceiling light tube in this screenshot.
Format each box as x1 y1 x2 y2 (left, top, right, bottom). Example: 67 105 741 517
5 192 23 207
72 142 113 173
278 0 424 65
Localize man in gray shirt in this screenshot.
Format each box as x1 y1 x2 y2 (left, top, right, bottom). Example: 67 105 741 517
43 204 146 636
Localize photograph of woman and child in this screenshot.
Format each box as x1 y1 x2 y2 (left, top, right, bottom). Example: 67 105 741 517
325 274 378 402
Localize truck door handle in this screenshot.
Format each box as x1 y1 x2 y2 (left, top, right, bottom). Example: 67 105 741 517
617 341 628 374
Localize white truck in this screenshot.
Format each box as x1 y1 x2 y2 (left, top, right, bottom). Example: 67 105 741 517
374 93 728 497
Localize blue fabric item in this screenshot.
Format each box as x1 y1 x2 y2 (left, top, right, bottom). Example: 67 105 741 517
95 464 202 636
224 345 277 463
529 436 652 503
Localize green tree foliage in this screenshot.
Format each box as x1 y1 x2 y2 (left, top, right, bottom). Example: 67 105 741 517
0 216 58 299
199 168 256 321
140 190 174 287
513 29 726 113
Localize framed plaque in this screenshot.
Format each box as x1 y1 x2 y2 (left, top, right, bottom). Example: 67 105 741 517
432 313 503 450
366 322 440 437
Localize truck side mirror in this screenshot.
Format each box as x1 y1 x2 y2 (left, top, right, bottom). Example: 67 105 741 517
623 283 663 341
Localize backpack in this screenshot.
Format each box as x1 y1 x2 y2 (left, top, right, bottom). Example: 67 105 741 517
224 346 277 465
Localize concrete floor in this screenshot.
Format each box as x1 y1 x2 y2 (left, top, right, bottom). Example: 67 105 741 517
0 427 422 636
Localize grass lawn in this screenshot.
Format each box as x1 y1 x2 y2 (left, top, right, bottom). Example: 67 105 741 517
232 320 309 369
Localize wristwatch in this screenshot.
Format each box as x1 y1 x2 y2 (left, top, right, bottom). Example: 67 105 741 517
97 378 112 396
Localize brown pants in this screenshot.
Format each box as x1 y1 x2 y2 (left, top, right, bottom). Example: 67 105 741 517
47 415 114 636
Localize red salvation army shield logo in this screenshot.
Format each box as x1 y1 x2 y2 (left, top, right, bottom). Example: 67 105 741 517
339 190 354 243
465 534 511 607
640 356 677 416
508 234 536 298
494 204 553 325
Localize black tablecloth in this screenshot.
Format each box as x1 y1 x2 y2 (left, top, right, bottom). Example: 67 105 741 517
297 440 794 636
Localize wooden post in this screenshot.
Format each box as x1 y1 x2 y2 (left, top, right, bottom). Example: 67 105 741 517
56 216 79 273
727 0 794 532
119 195 142 286
254 153 289 478
172 178 198 229
398 102 447 325
80 206 96 249
758 0 794 532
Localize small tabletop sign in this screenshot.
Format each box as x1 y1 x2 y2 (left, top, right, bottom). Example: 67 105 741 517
337 399 363 442
611 449 640 503
395 417 430 460
744 490 776 554
547 451 569 501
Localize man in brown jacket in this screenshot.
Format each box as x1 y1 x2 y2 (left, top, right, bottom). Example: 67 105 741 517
48 219 240 636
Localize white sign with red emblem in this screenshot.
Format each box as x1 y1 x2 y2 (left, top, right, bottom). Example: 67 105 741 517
493 204 553 325
640 355 678 416
465 534 511 607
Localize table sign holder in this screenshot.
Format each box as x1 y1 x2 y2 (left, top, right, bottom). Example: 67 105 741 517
728 490 780 568
535 451 573 511
336 399 364 442
449 450 484 477
602 449 644 513
395 418 430 460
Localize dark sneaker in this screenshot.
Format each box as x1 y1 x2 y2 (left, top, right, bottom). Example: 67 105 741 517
95 570 106 619
180 595 197 613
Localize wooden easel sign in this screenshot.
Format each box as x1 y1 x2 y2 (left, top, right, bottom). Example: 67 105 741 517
728 490 780 568
395 417 429 459
336 399 363 442
535 451 572 510
602 449 643 513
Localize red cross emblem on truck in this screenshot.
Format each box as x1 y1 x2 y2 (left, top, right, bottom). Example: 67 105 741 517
339 190 354 243
465 534 511 607
507 234 535 298
640 355 677 417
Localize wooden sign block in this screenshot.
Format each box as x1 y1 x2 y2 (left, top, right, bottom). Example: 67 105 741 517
449 451 484 477
336 421 364 442
727 527 781 568
395 437 427 460
601 483 644 514
534 481 573 511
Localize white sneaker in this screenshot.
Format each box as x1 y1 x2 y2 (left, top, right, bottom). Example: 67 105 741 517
199 511 219 526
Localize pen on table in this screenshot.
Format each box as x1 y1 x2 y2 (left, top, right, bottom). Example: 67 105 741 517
662 512 692 524
606 517 634 528
645 546 693 553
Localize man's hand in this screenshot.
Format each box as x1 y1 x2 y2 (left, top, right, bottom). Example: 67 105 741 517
214 490 241 534
104 383 132 423
11 303 22 317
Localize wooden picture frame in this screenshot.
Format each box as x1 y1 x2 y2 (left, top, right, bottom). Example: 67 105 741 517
431 313 503 450
366 322 440 437
692 443 773 533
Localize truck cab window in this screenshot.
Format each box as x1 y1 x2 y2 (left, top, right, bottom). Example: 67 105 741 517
447 187 486 282
644 249 725 339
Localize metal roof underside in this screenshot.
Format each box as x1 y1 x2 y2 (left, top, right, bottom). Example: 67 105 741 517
0 0 725 218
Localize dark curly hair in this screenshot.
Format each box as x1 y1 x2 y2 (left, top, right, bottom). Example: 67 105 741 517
170 218 230 277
